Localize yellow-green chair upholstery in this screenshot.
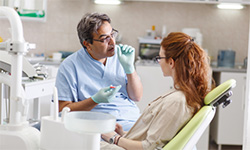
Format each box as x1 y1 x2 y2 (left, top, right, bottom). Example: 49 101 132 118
162 79 236 150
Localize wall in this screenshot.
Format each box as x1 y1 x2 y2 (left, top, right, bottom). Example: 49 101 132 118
0 0 249 63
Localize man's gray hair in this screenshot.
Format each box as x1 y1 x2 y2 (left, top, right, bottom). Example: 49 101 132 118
77 13 111 48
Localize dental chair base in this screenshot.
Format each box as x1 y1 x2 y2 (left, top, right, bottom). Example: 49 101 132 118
0 123 40 150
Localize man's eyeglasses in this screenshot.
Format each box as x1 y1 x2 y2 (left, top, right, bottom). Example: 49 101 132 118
92 29 118 43
154 56 167 63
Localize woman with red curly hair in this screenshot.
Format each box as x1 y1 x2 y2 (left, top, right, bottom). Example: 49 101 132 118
101 32 214 150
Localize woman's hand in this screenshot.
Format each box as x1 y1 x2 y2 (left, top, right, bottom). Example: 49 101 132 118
101 124 126 144
102 125 143 150
101 131 117 142
115 123 126 136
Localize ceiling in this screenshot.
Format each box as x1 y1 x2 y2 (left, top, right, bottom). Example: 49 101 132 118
123 0 250 5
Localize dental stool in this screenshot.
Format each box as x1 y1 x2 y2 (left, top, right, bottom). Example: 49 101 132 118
162 79 236 150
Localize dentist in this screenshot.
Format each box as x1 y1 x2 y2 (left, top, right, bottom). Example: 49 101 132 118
55 12 143 131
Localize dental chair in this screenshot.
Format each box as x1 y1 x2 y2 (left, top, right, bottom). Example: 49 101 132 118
162 79 236 150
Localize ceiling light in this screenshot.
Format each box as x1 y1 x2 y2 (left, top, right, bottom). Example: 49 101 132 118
94 0 122 5
217 3 244 10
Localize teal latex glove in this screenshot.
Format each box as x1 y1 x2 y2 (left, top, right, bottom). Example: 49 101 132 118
91 85 122 103
116 44 135 74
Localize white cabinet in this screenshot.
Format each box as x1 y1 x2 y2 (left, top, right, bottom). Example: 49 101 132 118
25 62 59 120
211 72 246 148
23 78 55 120
135 64 173 112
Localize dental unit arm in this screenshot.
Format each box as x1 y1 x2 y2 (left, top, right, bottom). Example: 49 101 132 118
0 6 33 125
0 51 37 77
0 6 40 150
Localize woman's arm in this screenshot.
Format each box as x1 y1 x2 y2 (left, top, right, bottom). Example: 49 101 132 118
116 136 143 150
101 132 143 150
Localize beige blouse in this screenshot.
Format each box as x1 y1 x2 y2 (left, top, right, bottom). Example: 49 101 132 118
101 89 193 150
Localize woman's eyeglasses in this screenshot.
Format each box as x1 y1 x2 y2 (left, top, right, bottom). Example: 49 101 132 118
154 56 167 63
92 28 118 43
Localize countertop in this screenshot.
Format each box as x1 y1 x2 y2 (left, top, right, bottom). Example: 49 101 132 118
27 58 247 73
26 56 61 66
135 60 247 73
211 66 246 73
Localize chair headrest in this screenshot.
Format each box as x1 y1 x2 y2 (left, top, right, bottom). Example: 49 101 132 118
204 79 236 105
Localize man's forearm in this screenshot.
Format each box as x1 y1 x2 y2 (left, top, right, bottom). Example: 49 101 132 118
126 71 143 102
59 97 98 112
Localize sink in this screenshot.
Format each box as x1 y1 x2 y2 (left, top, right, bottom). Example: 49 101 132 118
64 111 116 150
64 111 116 134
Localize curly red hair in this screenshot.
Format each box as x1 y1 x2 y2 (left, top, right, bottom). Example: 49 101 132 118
161 32 214 115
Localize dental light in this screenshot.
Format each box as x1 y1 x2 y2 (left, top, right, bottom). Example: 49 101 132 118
217 3 244 10
94 0 122 5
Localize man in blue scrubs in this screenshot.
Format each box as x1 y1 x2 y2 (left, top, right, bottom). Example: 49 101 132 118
55 13 143 131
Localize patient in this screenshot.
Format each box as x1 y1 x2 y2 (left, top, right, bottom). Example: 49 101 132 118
100 32 214 150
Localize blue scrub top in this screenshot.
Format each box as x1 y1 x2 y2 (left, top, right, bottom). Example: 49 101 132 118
55 48 140 131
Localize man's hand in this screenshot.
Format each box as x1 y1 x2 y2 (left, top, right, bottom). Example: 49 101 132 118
116 44 135 74
91 85 121 103
91 85 122 103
